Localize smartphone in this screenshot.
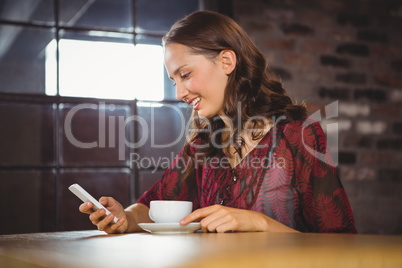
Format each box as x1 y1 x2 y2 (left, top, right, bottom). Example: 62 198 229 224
68 183 118 224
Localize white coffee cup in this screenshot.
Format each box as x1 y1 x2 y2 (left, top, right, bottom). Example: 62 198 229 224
148 200 193 223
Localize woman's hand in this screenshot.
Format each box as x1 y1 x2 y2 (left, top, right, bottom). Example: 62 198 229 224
179 205 268 233
79 197 127 234
180 205 299 233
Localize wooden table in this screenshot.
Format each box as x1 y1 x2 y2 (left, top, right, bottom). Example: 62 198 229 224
0 230 401 268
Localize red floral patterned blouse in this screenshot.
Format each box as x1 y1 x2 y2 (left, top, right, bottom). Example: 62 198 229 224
137 119 357 233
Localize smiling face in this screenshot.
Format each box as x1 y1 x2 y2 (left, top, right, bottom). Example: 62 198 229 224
164 43 235 119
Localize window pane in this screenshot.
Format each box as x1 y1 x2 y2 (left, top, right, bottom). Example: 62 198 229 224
59 103 132 166
136 0 199 32
135 34 177 101
58 39 135 99
0 102 55 166
54 32 164 100
0 25 54 94
0 0 54 24
59 0 132 31
135 34 162 46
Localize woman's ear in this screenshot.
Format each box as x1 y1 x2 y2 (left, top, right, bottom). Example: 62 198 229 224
219 50 236 75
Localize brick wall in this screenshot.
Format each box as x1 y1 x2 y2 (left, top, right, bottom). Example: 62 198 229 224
233 0 402 234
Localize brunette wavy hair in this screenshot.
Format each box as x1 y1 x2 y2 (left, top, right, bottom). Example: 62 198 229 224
163 10 306 177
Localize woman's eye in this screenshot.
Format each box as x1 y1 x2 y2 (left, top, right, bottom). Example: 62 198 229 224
181 73 190 79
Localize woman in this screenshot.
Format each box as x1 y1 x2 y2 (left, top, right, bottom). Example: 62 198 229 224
80 10 357 234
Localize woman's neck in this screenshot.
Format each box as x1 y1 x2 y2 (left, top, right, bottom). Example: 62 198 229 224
220 118 273 168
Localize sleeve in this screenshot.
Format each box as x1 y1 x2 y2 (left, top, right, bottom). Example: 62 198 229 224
136 147 199 208
287 119 357 233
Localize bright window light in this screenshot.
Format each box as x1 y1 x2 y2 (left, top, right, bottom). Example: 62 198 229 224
45 39 164 101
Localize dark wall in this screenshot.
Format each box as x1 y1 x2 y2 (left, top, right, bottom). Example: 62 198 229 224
0 96 190 234
0 0 198 234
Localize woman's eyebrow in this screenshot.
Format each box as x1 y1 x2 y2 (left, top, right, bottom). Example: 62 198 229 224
169 64 189 80
172 64 188 77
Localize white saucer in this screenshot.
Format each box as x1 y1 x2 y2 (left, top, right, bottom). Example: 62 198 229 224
138 222 201 234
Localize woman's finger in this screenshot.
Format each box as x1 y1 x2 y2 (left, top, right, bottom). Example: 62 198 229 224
105 218 126 234
89 208 106 224
79 202 94 214
198 207 228 231
180 205 221 225
215 221 236 233
97 213 115 231
202 213 233 233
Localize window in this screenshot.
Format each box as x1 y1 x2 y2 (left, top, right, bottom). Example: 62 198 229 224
46 39 164 100
0 0 200 100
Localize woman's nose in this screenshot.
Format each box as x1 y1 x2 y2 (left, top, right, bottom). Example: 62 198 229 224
175 82 188 101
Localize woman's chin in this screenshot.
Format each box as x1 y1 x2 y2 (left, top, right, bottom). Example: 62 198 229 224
196 108 220 120
196 110 206 118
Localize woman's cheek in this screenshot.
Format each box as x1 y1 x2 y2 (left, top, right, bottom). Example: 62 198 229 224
186 80 194 92
187 77 203 94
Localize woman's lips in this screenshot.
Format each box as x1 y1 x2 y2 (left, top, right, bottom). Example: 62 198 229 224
191 97 201 110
